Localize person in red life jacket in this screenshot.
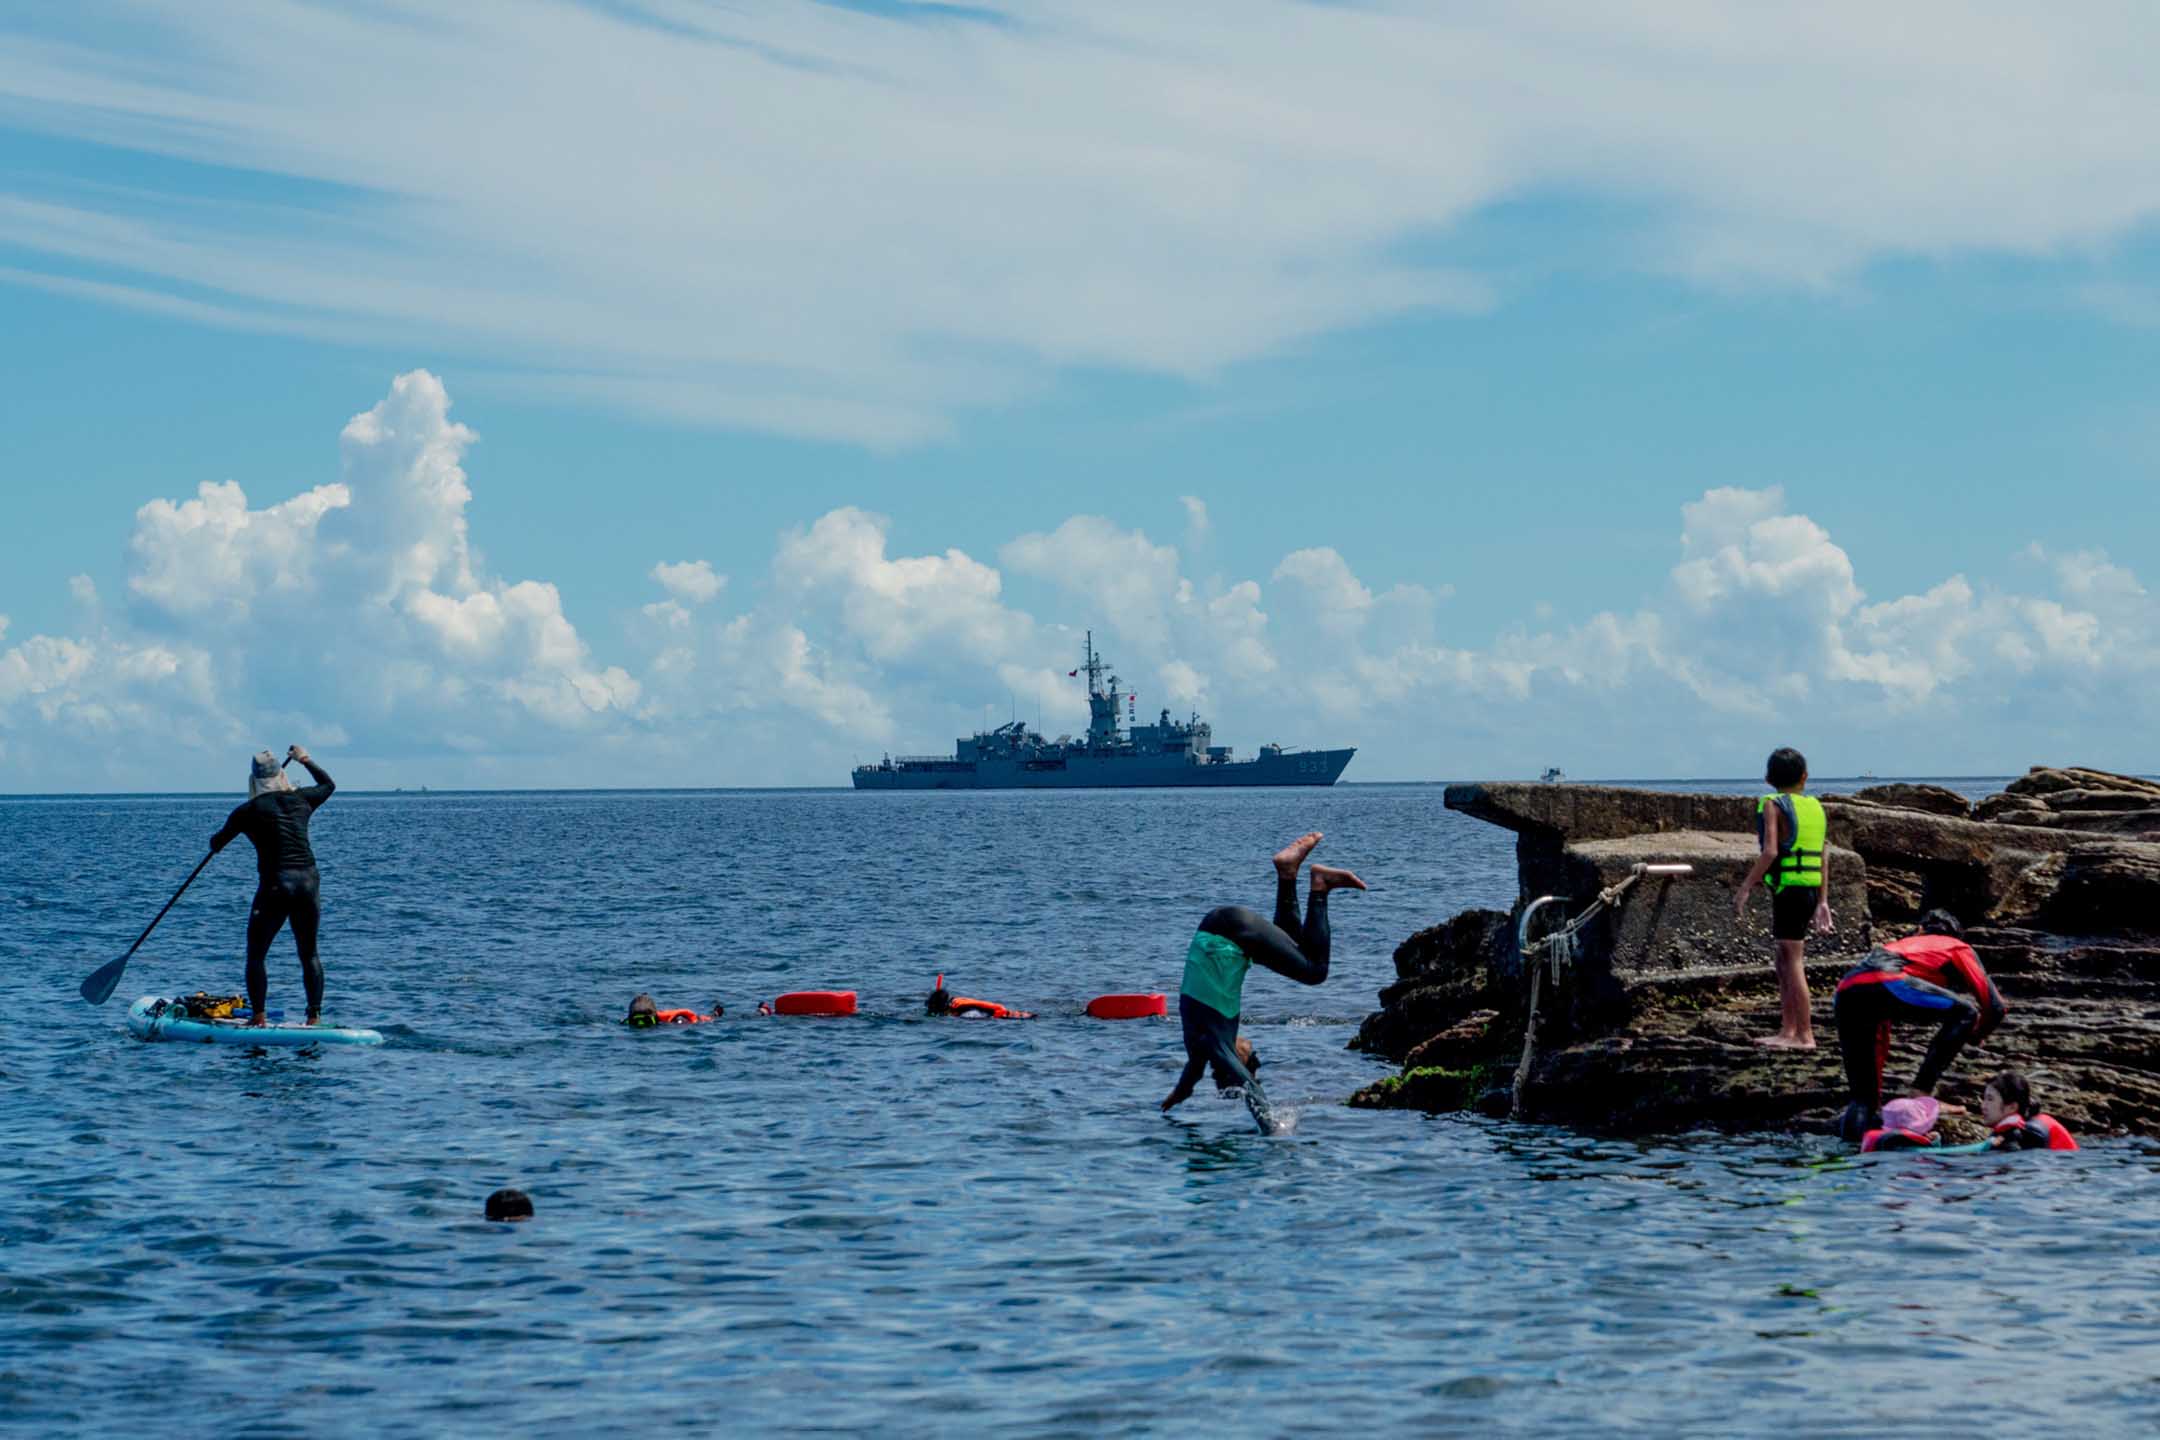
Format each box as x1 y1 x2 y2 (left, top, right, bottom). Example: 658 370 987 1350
1832 908 2006 1141
1981 1069 2080 1151
1858 1094 1944 1152
925 976 1034 1019
623 992 722 1027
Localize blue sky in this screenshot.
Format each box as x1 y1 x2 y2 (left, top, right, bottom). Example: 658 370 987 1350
3 3 2157 790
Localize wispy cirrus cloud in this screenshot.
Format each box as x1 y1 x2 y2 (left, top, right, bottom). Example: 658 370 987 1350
7 3 2160 445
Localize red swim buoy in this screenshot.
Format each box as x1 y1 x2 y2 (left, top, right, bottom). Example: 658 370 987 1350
773 990 858 1017
1086 993 1166 1020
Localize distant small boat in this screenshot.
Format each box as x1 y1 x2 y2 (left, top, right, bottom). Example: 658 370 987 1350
1541 767 1565 784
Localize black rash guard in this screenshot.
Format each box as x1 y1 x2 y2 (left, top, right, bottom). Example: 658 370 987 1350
209 762 334 1019
211 779 335 876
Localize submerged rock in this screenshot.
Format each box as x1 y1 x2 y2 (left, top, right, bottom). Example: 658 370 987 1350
1351 769 2160 1137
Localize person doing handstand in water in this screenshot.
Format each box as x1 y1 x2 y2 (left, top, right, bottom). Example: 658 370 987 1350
1162 832 1363 1134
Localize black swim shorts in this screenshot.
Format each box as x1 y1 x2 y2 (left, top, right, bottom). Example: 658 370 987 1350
1770 884 1822 942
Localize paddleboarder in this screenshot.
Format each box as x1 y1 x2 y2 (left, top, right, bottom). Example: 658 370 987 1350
209 745 335 1026
1161 831 1363 1133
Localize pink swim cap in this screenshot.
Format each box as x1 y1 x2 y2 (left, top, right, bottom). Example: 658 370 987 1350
1881 1096 1940 1134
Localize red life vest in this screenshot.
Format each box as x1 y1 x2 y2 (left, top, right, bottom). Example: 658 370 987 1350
949 996 1018 1019
1993 1114 2079 1151
653 1008 713 1025
1880 933 1985 988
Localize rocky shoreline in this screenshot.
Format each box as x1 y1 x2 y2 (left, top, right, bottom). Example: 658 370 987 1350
1348 767 2160 1141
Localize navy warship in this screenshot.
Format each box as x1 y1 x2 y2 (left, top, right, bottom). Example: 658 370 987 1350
851 633 1356 790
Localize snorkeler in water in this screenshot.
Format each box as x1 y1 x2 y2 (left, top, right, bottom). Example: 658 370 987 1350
623 992 722 1026
925 976 1033 1019
1161 832 1363 1134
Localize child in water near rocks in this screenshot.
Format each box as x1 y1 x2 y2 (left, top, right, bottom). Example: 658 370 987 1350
1982 1070 2080 1151
1161 832 1363 1134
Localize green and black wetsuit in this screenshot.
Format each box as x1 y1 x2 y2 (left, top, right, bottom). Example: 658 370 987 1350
1174 874 1331 1133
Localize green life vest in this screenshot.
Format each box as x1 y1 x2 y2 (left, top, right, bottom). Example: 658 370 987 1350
1181 930 1250 1018
1758 792 1825 891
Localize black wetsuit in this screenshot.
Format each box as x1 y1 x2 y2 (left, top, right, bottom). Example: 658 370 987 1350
1173 873 1331 1133
210 764 334 1018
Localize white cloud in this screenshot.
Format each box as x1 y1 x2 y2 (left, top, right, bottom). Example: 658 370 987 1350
775 508 1032 664
1180 495 1210 548
127 478 350 621
9 5 2160 444
3 372 2157 786
650 560 725 605
1273 547 1375 635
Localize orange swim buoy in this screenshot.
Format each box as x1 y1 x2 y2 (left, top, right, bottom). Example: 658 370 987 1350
773 990 858 1017
1086 993 1167 1020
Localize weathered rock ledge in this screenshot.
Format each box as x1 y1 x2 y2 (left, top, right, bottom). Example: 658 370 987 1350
1350 766 2160 1138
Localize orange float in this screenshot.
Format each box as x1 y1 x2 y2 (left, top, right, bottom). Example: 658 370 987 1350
1086 993 1167 1020
773 990 858 1017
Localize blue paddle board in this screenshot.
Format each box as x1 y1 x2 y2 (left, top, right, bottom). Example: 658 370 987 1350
126 995 385 1047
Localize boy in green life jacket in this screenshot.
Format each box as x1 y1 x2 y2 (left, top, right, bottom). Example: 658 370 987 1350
1161 832 1365 1133
1734 746 1834 1049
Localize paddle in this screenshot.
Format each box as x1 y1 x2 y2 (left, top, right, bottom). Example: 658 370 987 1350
79 849 217 1005
78 753 293 1005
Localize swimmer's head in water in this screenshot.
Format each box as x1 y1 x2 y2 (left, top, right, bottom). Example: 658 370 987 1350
1982 1069 2032 1126
485 1187 534 1222
1917 908 1965 939
625 993 659 1028
926 976 952 1016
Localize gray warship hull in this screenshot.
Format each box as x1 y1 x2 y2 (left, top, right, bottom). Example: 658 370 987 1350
852 631 1356 790
852 745 1356 790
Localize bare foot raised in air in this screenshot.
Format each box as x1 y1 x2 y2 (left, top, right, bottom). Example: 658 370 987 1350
1310 864 1367 895
1273 832 1322 877
1752 1033 1816 1051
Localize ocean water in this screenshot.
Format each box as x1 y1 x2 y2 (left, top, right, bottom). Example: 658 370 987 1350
3 783 2155 1438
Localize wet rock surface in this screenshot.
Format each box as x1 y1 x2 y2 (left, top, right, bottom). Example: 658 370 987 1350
1351 768 2160 1137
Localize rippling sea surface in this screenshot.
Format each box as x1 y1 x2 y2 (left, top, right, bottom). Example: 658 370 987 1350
5 782 2156 1437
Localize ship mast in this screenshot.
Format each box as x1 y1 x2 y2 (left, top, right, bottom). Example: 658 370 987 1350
1082 629 1122 749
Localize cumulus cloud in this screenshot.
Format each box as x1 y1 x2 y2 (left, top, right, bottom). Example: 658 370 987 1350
0 371 642 781
650 560 725 605
8 6 2160 444
775 508 1033 664
2 371 2156 786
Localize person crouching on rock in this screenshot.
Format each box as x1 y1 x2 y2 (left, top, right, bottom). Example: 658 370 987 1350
1831 909 2006 1141
623 992 722 1027
1982 1069 2079 1151
1735 746 1833 1050
925 976 1033 1019
1161 831 1363 1135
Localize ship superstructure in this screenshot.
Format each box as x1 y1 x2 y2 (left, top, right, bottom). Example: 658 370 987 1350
851 632 1355 790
